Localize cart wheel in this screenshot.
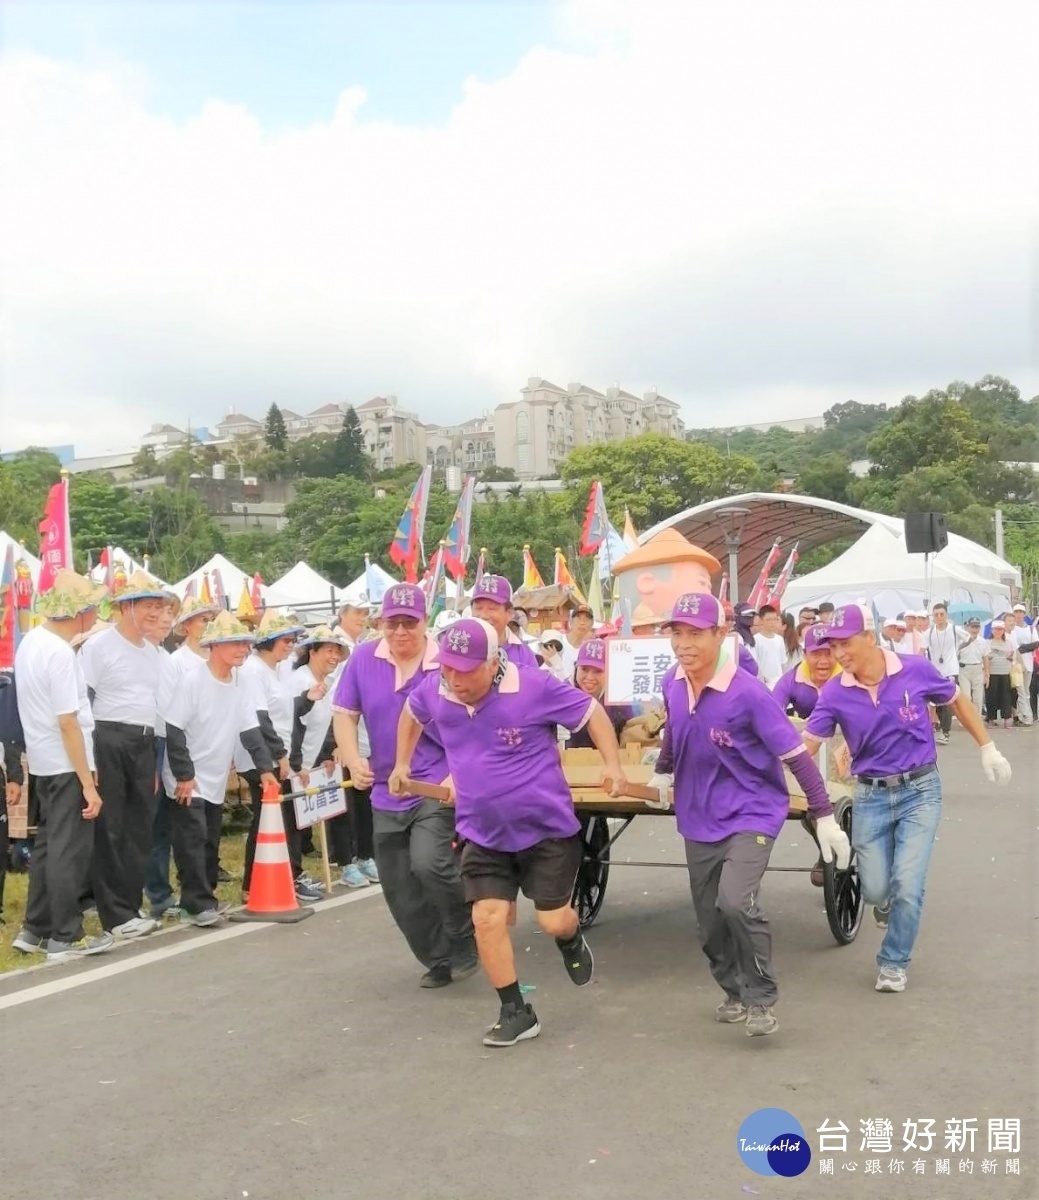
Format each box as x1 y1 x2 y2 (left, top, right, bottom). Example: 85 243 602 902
572 816 610 929
822 798 862 945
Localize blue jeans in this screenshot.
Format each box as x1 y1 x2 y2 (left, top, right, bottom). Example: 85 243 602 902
144 738 174 909
853 769 942 969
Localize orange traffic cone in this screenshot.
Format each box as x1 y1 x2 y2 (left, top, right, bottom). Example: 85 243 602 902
230 780 314 924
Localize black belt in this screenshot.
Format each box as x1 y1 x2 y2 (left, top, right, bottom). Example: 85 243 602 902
855 763 937 789
95 719 156 738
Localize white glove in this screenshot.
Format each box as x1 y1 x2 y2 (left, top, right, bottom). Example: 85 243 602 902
980 742 1012 785
645 772 673 810
815 814 851 871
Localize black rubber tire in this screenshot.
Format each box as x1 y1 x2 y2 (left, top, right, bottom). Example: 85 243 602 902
571 815 610 929
822 797 863 945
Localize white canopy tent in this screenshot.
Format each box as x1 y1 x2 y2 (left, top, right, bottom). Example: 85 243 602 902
173 553 262 605
88 547 154 585
0 531 42 586
339 562 398 607
782 524 1013 618
265 562 343 610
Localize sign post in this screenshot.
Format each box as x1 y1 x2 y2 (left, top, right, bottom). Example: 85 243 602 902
289 764 348 894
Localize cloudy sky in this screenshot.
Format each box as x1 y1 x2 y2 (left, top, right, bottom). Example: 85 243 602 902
2 0 1037 456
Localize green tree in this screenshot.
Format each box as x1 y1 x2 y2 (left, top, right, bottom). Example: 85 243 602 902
0 449 62 544
866 390 986 478
131 445 160 480
264 404 288 452
145 486 225 582
331 407 370 478
561 434 758 529
794 454 856 504
70 477 151 567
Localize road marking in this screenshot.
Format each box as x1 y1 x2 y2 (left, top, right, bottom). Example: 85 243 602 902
0 887 382 1012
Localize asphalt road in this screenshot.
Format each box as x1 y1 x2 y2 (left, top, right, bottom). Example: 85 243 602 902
2 727 1035 1200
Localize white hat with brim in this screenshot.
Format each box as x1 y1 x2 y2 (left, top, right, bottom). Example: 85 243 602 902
175 597 222 628
37 570 109 620
200 611 255 647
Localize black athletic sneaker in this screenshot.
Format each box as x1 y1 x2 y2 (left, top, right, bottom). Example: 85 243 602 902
482 1002 541 1047
419 964 453 989
558 933 594 986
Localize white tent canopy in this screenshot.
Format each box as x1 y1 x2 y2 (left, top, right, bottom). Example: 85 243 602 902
265 562 342 610
0 531 42 586
782 524 1013 618
88 547 155 585
340 562 398 607
173 553 262 604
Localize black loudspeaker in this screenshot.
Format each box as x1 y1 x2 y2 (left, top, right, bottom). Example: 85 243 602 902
904 511 948 554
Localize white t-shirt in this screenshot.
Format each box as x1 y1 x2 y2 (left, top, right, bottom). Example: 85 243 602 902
79 625 162 726
957 634 987 667
233 653 295 772
752 633 788 688
14 625 95 776
1009 625 1035 672
290 664 336 770
161 664 260 805
925 624 969 679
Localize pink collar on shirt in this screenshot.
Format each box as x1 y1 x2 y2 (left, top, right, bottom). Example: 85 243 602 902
375 634 440 690
674 652 738 711
840 648 904 688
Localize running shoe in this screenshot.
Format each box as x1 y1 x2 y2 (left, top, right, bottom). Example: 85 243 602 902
46 933 114 962
112 916 160 938
357 858 380 883
483 1003 541 1047
715 997 748 1023
745 1004 779 1036
419 964 453 989
12 928 46 954
558 932 594 986
339 863 370 889
875 966 907 993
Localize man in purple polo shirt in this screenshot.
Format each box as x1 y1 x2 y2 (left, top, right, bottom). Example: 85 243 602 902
469 575 539 669
391 618 628 1049
332 584 477 989
772 624 840 719
803 604 1011 995
650 593 848 1037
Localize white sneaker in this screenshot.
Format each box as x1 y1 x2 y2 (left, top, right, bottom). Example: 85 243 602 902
875 966 907 993
112 916 160 938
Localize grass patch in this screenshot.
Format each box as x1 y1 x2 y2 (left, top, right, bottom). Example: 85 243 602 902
0 800 332 975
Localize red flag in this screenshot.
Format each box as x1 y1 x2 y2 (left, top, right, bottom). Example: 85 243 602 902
251 572 263 609
767 544 799 608
37 475 72 592
746 541 783 610
0 544 16 669
388 469 429 583
579 481 609 555
441 476 475 580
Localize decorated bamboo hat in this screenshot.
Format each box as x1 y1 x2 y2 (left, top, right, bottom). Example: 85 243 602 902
254 609 304 645
111 569 172 605
38 570 109 620
298 624 351 651
200 611 255 646
174 595 222 628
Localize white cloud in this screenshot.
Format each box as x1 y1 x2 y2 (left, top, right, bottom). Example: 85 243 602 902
1 0 1037 455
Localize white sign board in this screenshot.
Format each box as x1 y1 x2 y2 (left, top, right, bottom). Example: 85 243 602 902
290 764 347 830
604 633 748 704
604 637 675 705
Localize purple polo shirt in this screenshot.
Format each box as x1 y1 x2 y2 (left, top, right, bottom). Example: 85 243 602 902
406 663 595 852
772 662 840 719
805 650 957 777
332 635 447 812
657 654 806 843
503 630 539 670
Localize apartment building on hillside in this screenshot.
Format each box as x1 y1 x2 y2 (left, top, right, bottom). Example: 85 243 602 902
356 395 427 471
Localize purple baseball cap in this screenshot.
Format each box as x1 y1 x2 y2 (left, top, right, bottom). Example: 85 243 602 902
576 637 608 671
381 584 427 622
803 623 831 653
471 574 513 605
665 592 725 630
819 603 875 640
434 617 499 672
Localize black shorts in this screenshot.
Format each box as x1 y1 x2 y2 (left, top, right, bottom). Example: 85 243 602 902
460 835 582 911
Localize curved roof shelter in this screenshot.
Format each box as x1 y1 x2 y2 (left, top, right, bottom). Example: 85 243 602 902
641 493 1020 596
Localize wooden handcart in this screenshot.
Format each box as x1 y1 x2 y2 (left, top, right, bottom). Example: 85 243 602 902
563 745 863 945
